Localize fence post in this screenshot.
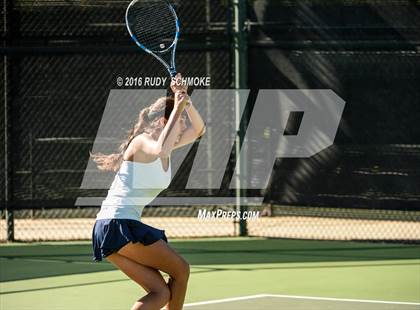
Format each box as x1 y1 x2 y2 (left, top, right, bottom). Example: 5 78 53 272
4 0 14 242
233 0 248 236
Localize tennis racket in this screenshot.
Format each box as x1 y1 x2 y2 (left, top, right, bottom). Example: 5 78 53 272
125 0 180 78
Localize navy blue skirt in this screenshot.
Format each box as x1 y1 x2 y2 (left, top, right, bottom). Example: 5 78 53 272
92 219 168 262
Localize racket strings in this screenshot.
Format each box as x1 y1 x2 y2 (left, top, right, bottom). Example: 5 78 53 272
127 1 177 53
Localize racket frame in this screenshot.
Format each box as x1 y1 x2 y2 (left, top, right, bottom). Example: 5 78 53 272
125 0 180 78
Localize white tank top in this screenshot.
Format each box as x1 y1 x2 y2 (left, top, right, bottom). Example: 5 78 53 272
95 158 171 221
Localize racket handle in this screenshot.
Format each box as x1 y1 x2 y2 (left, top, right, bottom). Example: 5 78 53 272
169 68 177 78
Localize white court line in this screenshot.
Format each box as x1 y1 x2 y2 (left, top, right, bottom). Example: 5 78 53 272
183 294 420 307
182 295 267 307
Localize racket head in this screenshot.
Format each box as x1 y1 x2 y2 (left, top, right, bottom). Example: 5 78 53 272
125 0 179 54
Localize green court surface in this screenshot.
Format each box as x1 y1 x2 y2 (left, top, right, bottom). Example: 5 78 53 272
1 238 419 310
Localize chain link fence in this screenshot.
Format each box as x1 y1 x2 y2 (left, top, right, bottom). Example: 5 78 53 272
1 0 420 242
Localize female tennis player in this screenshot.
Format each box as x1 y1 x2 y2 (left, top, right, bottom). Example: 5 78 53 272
91 73 205 310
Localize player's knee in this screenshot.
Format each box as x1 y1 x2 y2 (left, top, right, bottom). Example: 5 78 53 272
174 259 190 282
183 260 190 281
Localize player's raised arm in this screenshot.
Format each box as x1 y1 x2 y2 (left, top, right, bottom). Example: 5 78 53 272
168 73 206 150
156 90 188 156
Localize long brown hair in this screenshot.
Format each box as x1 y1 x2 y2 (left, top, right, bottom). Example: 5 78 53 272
90 97 175 171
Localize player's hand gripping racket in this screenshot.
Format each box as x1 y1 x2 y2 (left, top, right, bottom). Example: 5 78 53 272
125 0 180 78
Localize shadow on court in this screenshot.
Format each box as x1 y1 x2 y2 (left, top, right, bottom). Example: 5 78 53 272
1 238 419 282
184 296 420 310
